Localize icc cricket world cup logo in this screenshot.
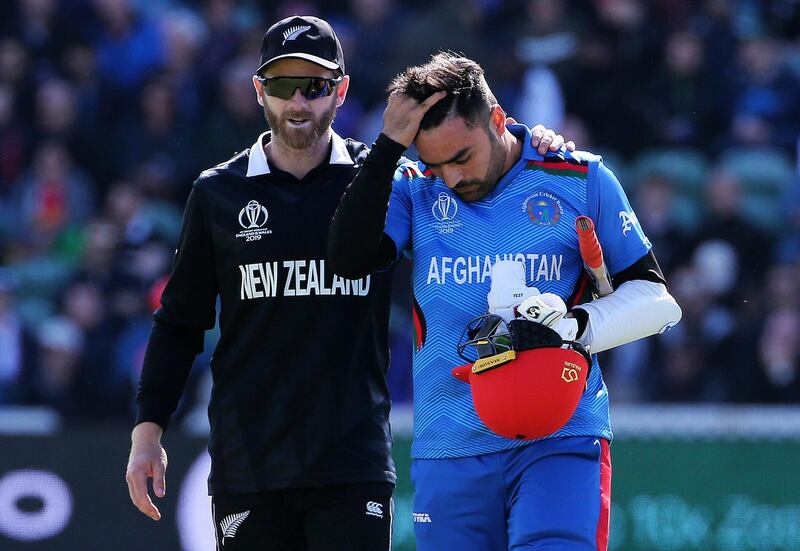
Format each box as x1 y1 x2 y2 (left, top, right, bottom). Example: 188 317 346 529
239 200 269 229
432 192 458 221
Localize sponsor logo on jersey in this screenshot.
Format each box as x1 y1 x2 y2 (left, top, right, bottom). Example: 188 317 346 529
429 192 463 234
413 512 432 523
619 210 638 236
523 192 563 226
365 501 384 518
236 200 272 241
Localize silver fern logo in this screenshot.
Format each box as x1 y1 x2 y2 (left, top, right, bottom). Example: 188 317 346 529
282 25 311 44
220 510 250 545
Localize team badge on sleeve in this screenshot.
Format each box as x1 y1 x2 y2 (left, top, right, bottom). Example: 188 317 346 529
618 210 638 236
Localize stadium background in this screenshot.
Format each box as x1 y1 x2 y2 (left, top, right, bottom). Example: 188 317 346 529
1 0 799 549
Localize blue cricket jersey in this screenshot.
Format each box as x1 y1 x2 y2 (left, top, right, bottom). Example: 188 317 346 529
384 124 652 459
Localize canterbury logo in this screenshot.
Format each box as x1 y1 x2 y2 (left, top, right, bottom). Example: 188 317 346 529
219 510 250 545
365 501 384 518
283 25 311 44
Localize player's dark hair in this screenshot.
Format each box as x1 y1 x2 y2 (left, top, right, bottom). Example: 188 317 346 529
388 51 497 130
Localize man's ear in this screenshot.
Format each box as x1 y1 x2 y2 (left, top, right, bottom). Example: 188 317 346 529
252 75 264 107
335 75 350 108
489 105 506 137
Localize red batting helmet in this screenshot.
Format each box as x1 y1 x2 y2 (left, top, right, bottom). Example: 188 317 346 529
453 315 590 440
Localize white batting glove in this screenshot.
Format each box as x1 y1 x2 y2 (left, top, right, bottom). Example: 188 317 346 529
518 293 579 341
487 261 540 322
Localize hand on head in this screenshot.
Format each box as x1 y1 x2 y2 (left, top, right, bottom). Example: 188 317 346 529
381 90 447 148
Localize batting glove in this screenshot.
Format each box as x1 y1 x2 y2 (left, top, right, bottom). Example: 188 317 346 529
518 293 579 341
487 260 540 322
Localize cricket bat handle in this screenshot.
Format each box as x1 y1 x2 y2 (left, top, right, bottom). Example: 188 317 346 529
575 215 614 297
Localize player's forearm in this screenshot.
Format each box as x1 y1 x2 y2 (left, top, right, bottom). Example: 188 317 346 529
573 279 682 353
328 133 404 278
135 316 205 431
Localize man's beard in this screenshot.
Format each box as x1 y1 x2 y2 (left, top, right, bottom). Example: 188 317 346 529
264 102 337 150
453 131 507 202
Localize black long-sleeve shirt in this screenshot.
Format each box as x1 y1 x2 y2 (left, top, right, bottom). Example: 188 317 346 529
136 133 396 494
328 134 406 279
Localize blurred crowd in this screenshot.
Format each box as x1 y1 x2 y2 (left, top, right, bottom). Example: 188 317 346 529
0 0 799 424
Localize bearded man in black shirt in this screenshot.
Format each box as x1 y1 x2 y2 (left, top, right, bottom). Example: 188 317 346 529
125 14 571 550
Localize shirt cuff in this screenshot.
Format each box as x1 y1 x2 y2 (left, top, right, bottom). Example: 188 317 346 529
367 133 407 166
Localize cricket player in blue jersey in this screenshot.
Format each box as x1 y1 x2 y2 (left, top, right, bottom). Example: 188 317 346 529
329 52 681 550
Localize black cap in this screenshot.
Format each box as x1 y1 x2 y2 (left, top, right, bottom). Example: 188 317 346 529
256 15 345 76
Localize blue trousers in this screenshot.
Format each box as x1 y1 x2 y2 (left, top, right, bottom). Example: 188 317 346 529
411 436 611 551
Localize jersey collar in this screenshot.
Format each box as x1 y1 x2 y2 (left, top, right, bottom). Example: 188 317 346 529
508 123 541 162
246 130 354 177
509 122 574 163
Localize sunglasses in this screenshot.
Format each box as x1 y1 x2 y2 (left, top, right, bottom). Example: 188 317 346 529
256 76 343 101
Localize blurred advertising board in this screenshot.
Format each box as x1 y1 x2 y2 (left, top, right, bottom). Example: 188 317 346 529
1 406 799 550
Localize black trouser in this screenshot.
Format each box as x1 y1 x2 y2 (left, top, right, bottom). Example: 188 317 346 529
212 482 394 550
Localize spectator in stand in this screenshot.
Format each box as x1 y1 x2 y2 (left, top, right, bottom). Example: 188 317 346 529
116 75 195 198
0 38 36 129
10 141 95 256
90 0 166 103
0 83 27 197
30 315 85 417
633 172 691 274
691 170 772 305
195 0 243 100
645 29 727 148
756 300 800 402
0 271 36 405
729 33 800 152
60 279 127 417
161 7 207 123
33 78 104 191
198 59 265 168
5 0 72 78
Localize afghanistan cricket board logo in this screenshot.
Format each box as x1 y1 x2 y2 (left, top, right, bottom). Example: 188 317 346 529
235 200 273 242
523 192 563 226
429 192 463 234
